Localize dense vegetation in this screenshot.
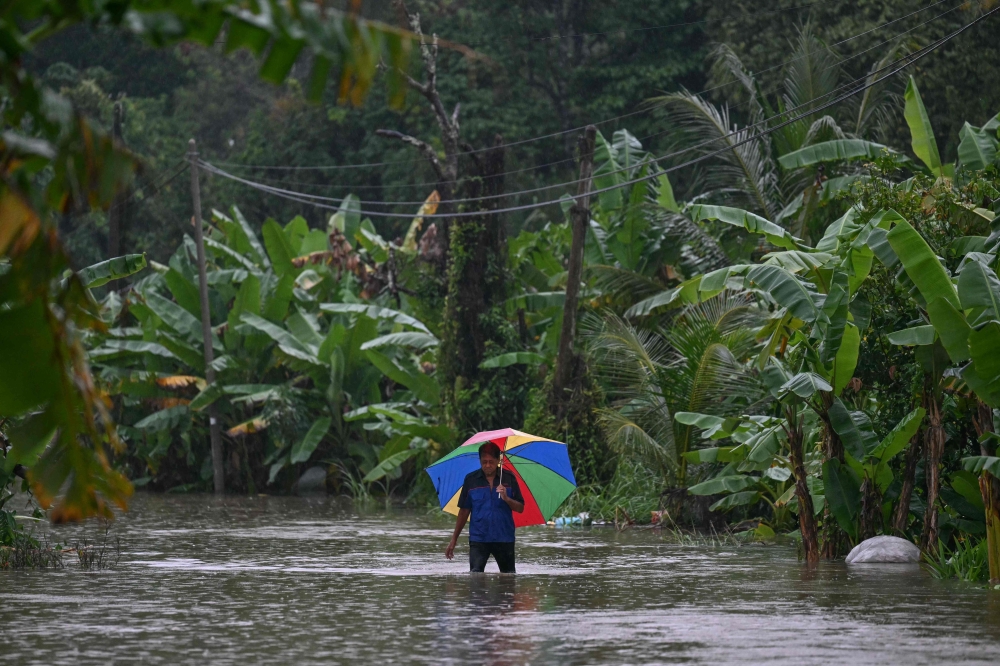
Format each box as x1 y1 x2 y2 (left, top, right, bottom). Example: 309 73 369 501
4 1 1000 586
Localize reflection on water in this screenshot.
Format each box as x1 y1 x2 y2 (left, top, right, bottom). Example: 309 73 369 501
2 493 1000 665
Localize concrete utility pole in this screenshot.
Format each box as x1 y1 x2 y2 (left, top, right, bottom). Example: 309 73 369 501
551 125 597 411
188 139 225 494
108 101 125 258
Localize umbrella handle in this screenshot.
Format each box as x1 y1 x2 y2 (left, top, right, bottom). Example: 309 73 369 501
497 453 504 496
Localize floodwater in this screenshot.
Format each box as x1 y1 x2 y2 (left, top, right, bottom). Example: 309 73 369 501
3 494 1000 665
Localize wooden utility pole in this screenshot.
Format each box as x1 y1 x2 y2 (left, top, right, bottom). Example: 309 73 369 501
188 139 225 494
552 125 597 411
108 101 125 258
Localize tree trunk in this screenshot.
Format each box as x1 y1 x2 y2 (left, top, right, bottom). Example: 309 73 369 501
438 136 510 429
858 477 883 541
108 101 125 259
788 406 819 564
920 390 944 555
892 431 923 533
551 126 596 419
819 395 848 559
971 400 1000 584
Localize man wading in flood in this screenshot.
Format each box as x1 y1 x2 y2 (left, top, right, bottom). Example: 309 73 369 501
445 442 524 572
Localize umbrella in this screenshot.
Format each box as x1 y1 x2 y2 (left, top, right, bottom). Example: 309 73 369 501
425 428 577 527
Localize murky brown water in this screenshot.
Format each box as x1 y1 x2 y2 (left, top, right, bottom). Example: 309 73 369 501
3 493 1000 664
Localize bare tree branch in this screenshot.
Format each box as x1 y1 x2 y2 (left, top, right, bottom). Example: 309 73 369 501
375 129 444 181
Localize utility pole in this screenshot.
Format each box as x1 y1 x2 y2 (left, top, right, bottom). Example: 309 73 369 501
551 126 596 414
108 100 125 258
188 139 225 494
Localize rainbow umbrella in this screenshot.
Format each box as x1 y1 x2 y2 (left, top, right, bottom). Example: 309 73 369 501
425 428 576 527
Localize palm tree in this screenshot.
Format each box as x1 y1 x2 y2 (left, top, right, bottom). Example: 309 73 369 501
649 24 902 242
585 291 766 492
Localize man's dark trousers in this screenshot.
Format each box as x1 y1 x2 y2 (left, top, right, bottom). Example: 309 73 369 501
469 541 515 573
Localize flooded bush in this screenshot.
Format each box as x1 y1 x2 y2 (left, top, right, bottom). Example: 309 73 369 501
926 538 989 583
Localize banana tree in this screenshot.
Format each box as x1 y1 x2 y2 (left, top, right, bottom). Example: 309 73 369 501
874 207 1000 579
588 292 764 491
679 413 799 535
89 204 447 492
825 402 925 541
679 369 833 562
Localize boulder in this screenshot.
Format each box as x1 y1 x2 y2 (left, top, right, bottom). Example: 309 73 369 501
295 466 328 494
845 535 921 563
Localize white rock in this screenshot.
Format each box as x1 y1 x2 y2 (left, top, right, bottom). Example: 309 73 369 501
845 535 921 563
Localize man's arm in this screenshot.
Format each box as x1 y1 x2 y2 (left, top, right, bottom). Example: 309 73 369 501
445 508 470 560
500 488 524 513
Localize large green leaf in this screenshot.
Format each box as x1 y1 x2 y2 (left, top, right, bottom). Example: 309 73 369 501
262 218 296 276
165 268 202 317
261 273 295 322
871 407 925 471
361 332 440 351
688 204 800 250
290 416 331 464
969 321 1000 386
285 308 324 350
240 312 320 365
78 253 147 288
134 405 189 432
747 264 820 322
592 130 624 212
0 302 61 415
283 216 309 255
926 297 971 363
145 291 201 342
887 220 959 309
688 474 757 496
682 447 740 464
957 255 1000 324
828 398 878 460
478 352 545 369
362 448 420 483
832 322 861 395
866 227 899 269
957 122 998 171
822 458 860 540
319 303 431 333
89 340 178 361
962 456 1000 478
231 206 269 269
365 350 440 406
674 412 742 439
779 372 832 399
328 195 362 243
709 491 761 512
778 139 893 169
903 76 942 175
657 173 679 212
887 325 936 346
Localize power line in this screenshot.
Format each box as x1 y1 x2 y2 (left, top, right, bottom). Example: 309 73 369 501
208 1 863 173
214 0 961 207
107 160 189 216
526 1 823 42
200 6 999 222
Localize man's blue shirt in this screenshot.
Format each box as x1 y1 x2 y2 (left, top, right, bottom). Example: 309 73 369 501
457 469 523 543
